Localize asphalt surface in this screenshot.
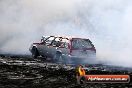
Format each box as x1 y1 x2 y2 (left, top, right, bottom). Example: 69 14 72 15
0 55 131 88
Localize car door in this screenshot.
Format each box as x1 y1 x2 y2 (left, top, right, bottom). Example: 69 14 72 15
52 38 69 56
36 37 47 56
58 38 70 55
39 36 55 57
48 37 61 58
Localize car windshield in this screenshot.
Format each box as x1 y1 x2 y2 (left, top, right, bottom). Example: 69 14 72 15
72 39 93 49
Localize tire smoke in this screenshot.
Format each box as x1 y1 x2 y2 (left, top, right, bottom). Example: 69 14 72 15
0 0 132 67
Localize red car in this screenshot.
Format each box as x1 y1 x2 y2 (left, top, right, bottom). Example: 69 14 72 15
29 36 96 64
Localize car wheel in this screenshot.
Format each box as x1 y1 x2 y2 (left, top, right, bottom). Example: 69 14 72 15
32 47 39 59
53 53 65 64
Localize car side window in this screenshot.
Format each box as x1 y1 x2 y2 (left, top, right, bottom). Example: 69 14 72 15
45 37 55 45
52 37 61 47
61 39 69 48
51 37 69 48
72 39 79 49
41 37 46 44
72 39 92 49
82 39 92 48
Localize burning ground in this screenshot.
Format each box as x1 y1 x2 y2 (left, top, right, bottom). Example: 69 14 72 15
0 0 132 87
1 0 132 67
0 55 131 88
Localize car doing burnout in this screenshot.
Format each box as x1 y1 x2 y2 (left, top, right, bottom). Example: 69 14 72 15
29 36 96 64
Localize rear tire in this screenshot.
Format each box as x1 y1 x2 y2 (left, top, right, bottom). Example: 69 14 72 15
53 53 62 63
53 53 68 64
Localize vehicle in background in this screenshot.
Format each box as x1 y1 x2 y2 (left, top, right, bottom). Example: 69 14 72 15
29 36 96 64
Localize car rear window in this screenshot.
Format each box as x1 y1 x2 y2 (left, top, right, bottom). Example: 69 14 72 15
72 39 93 49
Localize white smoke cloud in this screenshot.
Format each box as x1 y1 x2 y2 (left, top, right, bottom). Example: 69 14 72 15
0 0 132 67
0 0 77 54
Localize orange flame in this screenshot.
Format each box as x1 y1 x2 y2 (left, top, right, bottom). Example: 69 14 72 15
78 65 86 76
